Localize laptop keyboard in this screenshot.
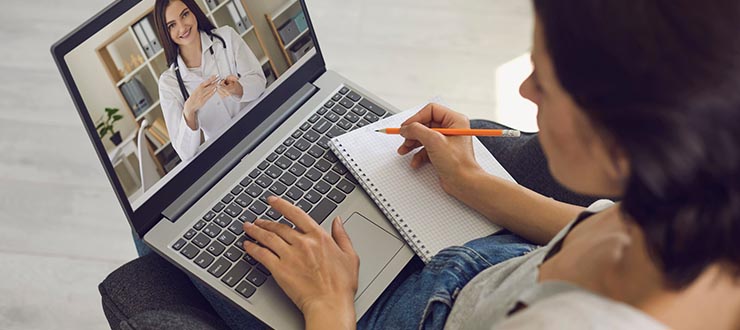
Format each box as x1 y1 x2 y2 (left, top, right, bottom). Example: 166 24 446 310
170 86 391 299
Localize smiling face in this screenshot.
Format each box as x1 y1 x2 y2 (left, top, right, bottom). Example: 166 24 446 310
519 17 629 198
164 0 199 47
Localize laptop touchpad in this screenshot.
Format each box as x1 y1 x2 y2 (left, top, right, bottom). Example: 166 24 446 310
343 212 404 300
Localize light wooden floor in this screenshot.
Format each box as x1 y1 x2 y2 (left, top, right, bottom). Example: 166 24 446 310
0 0 533 328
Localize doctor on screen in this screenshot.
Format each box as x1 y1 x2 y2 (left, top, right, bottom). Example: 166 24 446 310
154 0 266 161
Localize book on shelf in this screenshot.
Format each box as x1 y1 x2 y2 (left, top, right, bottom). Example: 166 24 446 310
150 118 170 142
144 129 163 149
233 0 252 30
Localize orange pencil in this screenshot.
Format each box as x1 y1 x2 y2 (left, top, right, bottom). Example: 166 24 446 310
375 127 520 137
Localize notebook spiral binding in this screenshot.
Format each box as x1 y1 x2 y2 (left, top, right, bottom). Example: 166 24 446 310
330 139 432 263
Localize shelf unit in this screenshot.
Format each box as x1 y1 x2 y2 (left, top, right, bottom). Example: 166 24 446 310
95 0 280 193
265 0 315 66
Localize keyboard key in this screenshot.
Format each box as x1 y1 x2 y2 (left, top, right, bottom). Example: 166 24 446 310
239 177 252 187
294 139 311 152
346 91 361 102
303 130 320 143
255 175 273 189
260 191 275 204
291 130 303 139
207 241 226 256
235 236 255 250
224 246 243 262
239 210 258 223
300 122 311 131
337 119 352 130
359 98 387 116
338 98 353 109
235 194 253 208
245 184 263 198
212 202 226 213
184 229 197 240
257 263 272 276
221 194 235 204
266 208 282 220
208 257 231 278
279 173 297 186
326 126 346 138
222 261 251 287
307 145 324 158
314 181 331 194
305 168 322 182
308 198 337 225
278 218 294 228
312 118 331 134
322 171 340 184
345 112 360 123
248 168 260 179
275 156 292 170
328 189 347 203
235 281 257 298
258 161 269 171
299 154 316 167
339 87 349 95
195 251 215 268
224 204 243 218
332 163 348 175
365 113 380 123
203 211 217 222
266 152 278 162
323 152 338 163
192 233 211 248
246 268 268 286
296 199 312 213
324 100 335 108
203 224 221 239
357 119 370 127
285 147 302 161
275 145 287 154
325 111 340 123
228 220 244 235
308 113 319 123
231 186 244 195
172 238 187 251
296 177 312 191
315 159 332 172
283 138 295 147
332 104 348 115
250 201 268 215
352 106 367 116
269 182 288 195
265 165 283 179
317 107 327 115
331 93 342 101
218 231 237 245
289 163 307 176
285 186 304 201
317 137 331 149
180 244 199 259
215 213 232 228
242 252 258 265
304 190 321 204
337 179 356 194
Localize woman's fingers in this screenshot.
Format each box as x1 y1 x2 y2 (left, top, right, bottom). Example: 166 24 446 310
266 196 320 233
243 220 291 257
249 218 300 245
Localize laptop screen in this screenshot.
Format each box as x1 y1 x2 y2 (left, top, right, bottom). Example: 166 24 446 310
61 0 317 210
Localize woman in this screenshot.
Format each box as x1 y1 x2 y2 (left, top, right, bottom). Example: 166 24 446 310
239 0 740 329
154 0 266 161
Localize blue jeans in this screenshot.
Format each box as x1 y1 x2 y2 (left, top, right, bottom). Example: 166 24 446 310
134 232 535 329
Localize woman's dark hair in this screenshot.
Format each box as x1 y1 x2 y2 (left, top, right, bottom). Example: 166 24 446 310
533 0 740 289
153 0 217 67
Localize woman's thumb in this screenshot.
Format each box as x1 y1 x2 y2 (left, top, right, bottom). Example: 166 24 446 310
400 122 443 149
331 216 354 253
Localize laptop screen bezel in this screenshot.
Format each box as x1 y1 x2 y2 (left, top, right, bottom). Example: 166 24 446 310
51 0 326 237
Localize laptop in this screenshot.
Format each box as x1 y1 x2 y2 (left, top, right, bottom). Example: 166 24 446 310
51 0 414 328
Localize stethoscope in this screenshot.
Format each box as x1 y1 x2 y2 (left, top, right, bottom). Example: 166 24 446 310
173 32 241 100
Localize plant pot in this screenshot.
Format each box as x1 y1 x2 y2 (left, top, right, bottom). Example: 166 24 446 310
110 131 123 146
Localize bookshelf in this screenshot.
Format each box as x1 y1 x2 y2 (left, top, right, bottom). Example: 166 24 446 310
95 0 279 185
265 0 315 66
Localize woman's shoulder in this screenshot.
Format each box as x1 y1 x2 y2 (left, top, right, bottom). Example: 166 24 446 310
212 25 238 40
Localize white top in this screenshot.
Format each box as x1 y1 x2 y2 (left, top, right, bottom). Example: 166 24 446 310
444 199 668 330
158 26 266 161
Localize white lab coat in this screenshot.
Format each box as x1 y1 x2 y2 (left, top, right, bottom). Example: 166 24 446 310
158 26 266 161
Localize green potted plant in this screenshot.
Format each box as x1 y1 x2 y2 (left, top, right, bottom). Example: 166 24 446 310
96 107 124 146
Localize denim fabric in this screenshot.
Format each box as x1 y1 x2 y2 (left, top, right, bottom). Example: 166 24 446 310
133 232 534 330
357 233 536 330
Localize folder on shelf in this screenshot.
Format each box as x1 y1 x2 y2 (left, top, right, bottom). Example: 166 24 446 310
120 77 152 117
204 0 220 10
225 0 247 33
140 17 162 55
277 19 300 45
132 22 155 58
233 0 252 30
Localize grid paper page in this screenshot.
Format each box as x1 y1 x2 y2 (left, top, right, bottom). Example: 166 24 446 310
330 108 516 263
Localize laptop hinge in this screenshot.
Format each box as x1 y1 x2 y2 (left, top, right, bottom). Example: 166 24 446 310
162 83 319 222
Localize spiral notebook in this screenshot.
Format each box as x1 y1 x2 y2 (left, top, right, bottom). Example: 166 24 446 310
329 108 517 263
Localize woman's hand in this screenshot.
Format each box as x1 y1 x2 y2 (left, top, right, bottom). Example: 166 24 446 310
398 103 485 197
218 75 243 99
242 196 359 327
183 76 219 129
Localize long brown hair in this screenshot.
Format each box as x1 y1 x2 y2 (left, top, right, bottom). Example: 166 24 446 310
153 0 217 67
